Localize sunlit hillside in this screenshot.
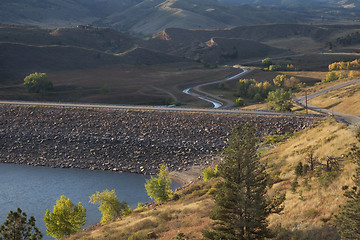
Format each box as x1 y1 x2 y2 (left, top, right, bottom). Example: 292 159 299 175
67 118 358 239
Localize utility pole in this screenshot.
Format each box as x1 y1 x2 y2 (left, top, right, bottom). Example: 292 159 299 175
305 90 308 114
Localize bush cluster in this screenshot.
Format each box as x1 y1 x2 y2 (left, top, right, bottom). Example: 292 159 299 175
328 59 360 71
322 71 348 83
236 79 272 102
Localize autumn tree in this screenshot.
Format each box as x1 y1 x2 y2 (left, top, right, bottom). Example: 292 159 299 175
43 195 86 240
203 123 285 240
0 208 42 240
89 189 131 224
237 79 272 102
145 164 173 203
273 74 287 87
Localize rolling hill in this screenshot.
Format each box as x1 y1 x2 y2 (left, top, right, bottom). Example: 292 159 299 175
0 25 189 84
3 22 360 84
96 0 304 35
150 24 360 56
0 0 141 29
0 0 309 36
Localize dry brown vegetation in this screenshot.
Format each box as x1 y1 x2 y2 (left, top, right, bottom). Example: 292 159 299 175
68 180 216 240
265 119 357 231
67 118 358 240
0 63 240 106
308 81 360 116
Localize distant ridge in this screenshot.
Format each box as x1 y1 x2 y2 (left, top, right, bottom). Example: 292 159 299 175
0 25 190 83
0 0 306 35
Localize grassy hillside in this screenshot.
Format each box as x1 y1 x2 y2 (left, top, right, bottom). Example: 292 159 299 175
0 0 141 28
308 81 360 117
0 62 240 106
66 118 358 239
0 24 190 84
0 0 308 36
0 42 187 83
99 0 303 35
0 24 140 52
2 23 360 106
153 24 360 54
147 36 287 64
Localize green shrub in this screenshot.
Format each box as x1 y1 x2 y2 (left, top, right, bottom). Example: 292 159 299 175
317 171 338 189
291 178 299 193
295 162 304 176
266 88 293 112
262 58 273 67
268 65 281 71
24 72 53 93
134 202 146 212
89 189 131 224
176 232 186 240
157 211 172 222
218 82 229 90
235 97 245 106
264 134 287 145
203 166 219 181
145 164 173 203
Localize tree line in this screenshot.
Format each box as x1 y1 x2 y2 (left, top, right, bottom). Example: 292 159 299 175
328 59 360 71
235 74 301 111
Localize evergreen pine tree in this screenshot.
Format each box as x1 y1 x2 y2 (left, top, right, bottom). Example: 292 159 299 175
335 128 360 239
203 123 284 240
0 208 42 240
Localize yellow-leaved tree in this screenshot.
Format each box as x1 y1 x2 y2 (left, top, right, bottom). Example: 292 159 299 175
43 195 86 240
89 189 131 224
145 164 173 203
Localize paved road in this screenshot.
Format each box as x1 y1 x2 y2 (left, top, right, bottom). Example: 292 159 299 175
294 78 360 125
182 53 303 109
0 100 321 119
182 67 252 108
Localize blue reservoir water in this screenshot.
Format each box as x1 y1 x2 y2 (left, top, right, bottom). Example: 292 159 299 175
0 163 177 239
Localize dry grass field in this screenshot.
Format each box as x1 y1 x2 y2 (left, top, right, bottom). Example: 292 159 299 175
68 179 216 240
0 63 240 107
308 81 360 117
265 119 357 232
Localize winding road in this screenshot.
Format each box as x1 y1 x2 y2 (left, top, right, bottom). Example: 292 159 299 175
181 63 359 125
1 63 359 125
182 67 251 108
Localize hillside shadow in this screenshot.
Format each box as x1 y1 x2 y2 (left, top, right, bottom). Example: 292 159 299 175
273 225 340 240
324 102 341 109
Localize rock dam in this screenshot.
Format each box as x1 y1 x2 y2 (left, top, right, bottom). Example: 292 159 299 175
0 105 317 175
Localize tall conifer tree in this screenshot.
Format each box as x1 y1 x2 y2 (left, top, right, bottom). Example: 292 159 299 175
203 123 284 240
335 128 360 239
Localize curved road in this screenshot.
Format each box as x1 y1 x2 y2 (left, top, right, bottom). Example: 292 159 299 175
2 63 358 124
181 53 303 108
181 61 360 125
182 67 252 108
294 78 360 125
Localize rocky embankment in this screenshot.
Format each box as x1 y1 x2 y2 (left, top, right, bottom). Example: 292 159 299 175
0 105 317 175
